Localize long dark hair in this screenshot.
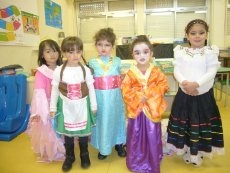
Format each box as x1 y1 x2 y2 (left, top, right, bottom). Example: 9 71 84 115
37 39 62 66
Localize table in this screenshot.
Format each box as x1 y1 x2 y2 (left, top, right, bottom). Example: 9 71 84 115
216 67 230 107
219 55 230 67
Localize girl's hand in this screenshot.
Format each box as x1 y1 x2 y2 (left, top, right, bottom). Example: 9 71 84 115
187 89 199 96
30 115 40 122
50 112 56 118
181 80 188 86
182 81 199 94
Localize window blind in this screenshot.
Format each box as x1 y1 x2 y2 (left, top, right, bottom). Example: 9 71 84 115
175 12 206 39
108 0 134 11
146 0 173 9
145 0 207 40
107 16 135 39
177 0 206 7
146 13 174 39
79 17 106 43
77 0 135 43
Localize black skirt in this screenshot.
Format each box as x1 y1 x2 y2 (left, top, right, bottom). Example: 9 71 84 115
167 88 224 155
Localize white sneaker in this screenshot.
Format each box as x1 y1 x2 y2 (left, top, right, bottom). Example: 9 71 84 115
183 151 191 164
191 154 203 167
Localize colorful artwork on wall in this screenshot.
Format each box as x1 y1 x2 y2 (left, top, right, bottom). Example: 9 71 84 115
44 0 62 29
0 5 21 41
21 11 39 35
0 0 39 46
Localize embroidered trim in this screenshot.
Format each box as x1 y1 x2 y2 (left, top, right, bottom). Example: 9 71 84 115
96 57 113 75
185 48 205 57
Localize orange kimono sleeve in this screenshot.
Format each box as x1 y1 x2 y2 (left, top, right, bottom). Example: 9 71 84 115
145 67 169 97
121 70 144 119
143 68 169 122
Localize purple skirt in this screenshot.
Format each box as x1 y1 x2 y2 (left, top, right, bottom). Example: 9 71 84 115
126 111 162 173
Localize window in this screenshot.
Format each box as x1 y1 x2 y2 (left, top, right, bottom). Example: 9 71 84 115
175 12 206 39
146 0 173 9
76 0 208 43
145 0 207 42
226 0 230 35
146 13 174 40
76 0 135 43
79 17 107 43
177 0 206 7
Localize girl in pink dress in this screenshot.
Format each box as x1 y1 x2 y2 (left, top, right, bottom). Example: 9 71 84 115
27 39 65 162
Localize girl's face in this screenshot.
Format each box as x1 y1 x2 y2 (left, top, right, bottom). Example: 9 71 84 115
186 23 208 48
96 39 113 57
43 45 59 65
132 43 152 65
63 46 82 66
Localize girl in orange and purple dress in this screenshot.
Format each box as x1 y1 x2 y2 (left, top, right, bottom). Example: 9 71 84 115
27 39 65 162
121 35 169 173
166 19 224 167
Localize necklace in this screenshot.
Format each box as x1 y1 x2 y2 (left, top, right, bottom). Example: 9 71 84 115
96 57 113 74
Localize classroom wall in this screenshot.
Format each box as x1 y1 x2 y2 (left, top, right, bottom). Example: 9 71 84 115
0 0 76 75
209 0 226 48
0 0 229 74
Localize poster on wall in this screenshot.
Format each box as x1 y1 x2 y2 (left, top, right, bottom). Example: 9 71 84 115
21 11 39 35
0 0 39 46
44 0 62 29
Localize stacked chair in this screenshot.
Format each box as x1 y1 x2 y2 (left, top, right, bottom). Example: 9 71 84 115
0 73 30 141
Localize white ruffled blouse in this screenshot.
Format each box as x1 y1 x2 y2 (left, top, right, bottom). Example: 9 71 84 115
173 45 220 95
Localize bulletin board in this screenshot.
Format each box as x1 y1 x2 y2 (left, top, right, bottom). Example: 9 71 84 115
0 0 39 46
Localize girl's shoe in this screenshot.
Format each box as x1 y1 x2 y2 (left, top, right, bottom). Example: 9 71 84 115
183 151 191 164
115 144 126 157
191 154 203 167
98 152 107 160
